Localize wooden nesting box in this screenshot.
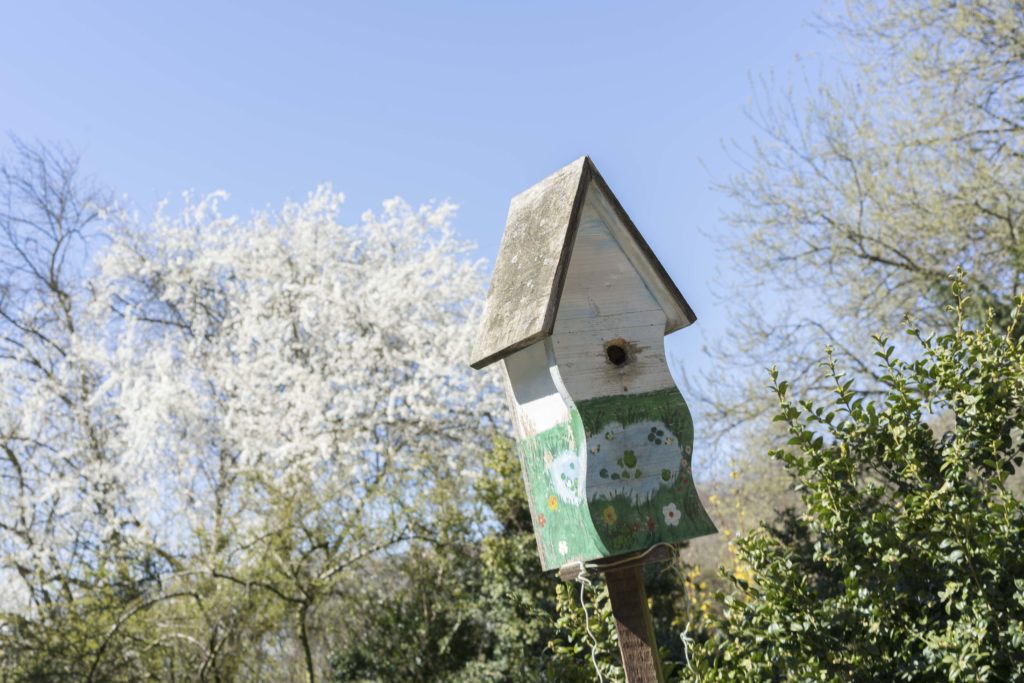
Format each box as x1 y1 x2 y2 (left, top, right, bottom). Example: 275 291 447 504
471 157 716 571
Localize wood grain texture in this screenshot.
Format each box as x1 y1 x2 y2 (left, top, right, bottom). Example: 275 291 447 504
584 178 695 334
551 200 676 402
470 157 589 369
605 564 666 683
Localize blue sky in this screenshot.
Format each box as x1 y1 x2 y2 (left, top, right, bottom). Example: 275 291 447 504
1 0 833 396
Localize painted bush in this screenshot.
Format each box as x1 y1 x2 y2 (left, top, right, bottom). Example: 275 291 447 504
587 421 681 503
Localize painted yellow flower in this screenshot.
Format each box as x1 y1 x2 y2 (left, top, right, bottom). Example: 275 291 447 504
548 495 558 511
603 506 617 525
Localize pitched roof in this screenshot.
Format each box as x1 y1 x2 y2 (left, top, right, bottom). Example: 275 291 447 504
470 156 696 370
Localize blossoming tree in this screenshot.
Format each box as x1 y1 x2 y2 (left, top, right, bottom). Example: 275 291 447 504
0 139 504 681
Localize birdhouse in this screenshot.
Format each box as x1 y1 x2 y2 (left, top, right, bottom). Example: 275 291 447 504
471 157 716 571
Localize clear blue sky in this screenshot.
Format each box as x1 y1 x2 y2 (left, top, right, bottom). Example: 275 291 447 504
1 0 833 408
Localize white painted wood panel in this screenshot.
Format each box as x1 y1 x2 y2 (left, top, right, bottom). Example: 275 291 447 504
552 323 665 353
587 181 692 333
553 201 667 321
555 309 666 333
501 340 572 436
552 188 677 402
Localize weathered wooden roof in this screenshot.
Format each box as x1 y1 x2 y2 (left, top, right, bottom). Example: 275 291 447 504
470 156 696 370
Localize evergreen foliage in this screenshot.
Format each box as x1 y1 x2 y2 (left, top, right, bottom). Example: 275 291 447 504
695 278 1024 681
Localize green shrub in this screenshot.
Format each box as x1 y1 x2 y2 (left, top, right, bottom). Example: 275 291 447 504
695 277 1024 681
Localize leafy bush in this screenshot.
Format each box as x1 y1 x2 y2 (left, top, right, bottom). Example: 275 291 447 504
695 277 1024 681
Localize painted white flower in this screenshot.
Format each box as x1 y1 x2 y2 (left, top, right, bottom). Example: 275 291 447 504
662 502 681 527
558 540 568 555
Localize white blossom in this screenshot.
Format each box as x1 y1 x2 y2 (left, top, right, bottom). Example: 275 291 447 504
1 181 506 621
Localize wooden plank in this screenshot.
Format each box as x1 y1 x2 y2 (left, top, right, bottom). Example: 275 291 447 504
553 348 675 401
470 157 589 369
557 544 674 582
585 166 696 335
551 325 665 352
552 207 663 322
556 368 675 399
554 309 666 333
605 564 666 683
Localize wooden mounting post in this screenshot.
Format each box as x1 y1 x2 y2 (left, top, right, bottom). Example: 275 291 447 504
559 546 672 682
606 564 664 683
561 547 667 683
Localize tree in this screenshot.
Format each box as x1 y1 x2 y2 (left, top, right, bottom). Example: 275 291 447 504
0 138 108 610
325 437 548 683
0 137 505 681
0 138 157 681
95 187 503 682
694 277 1024 681
699 0 1024 447
326 437 618 683
681 2 1024 634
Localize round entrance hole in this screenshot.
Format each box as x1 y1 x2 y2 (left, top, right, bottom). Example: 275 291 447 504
606 344 628 367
